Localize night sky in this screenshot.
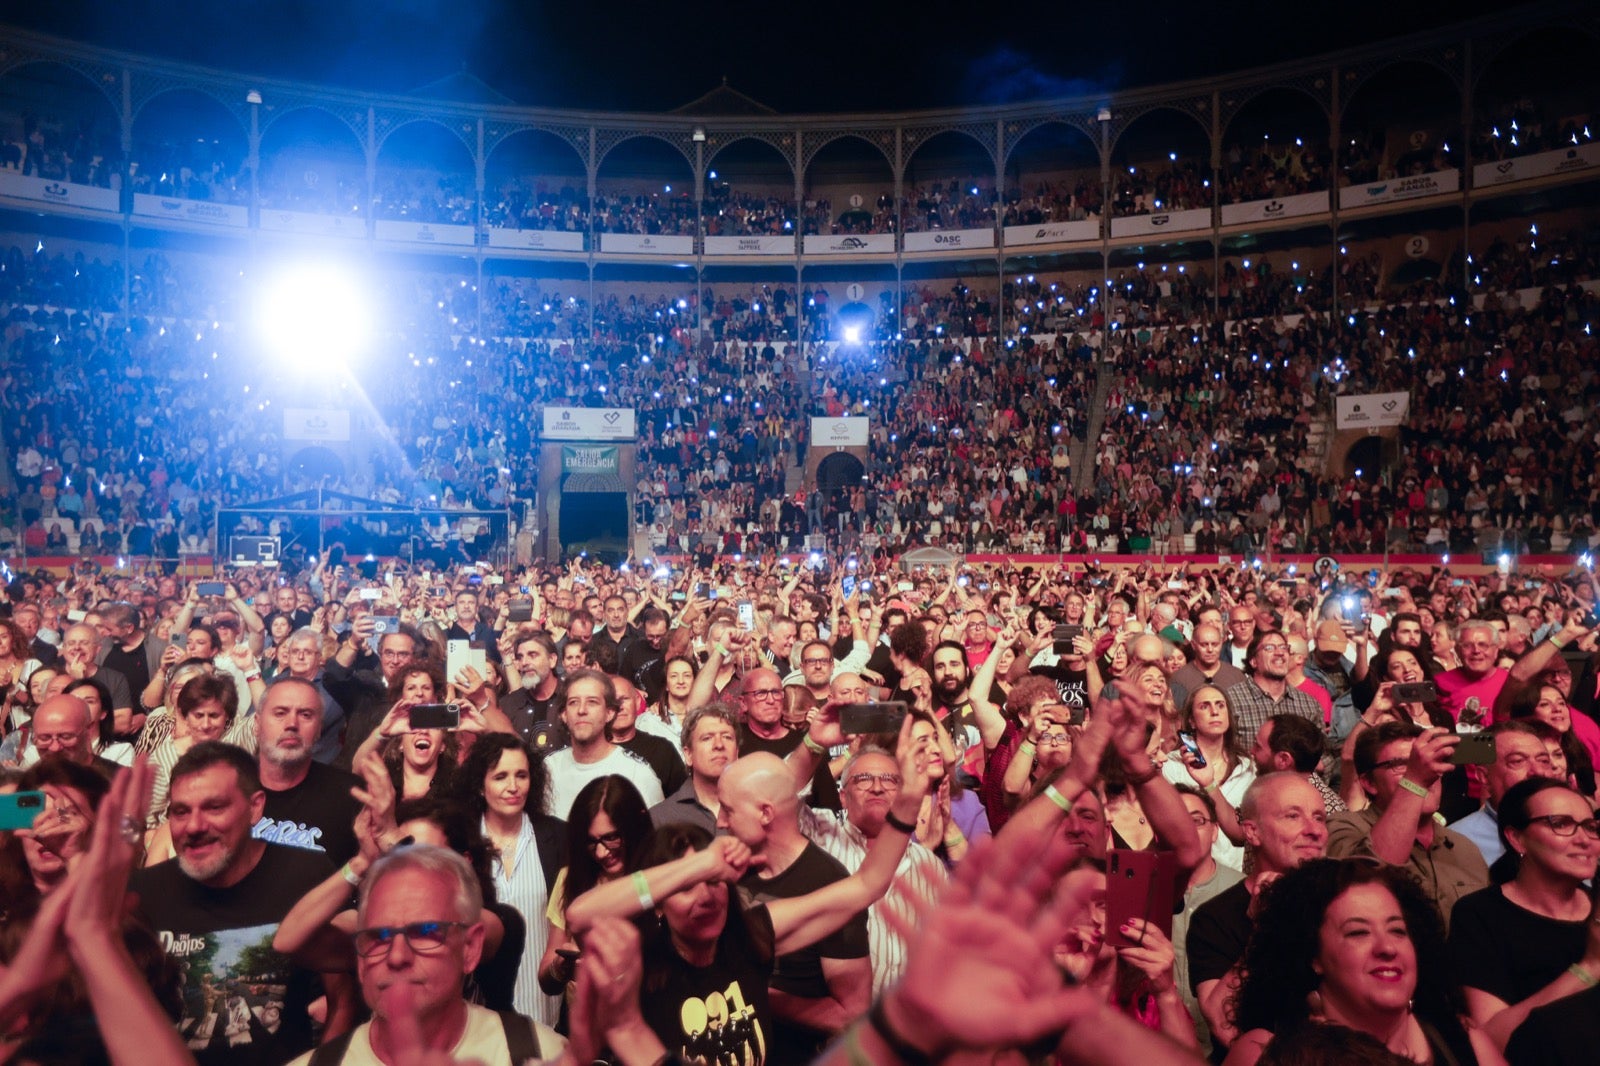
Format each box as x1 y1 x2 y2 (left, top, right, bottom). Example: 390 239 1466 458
0 0 1518 114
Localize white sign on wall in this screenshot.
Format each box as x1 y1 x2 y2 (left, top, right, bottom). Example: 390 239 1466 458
902 228 995 252
600 233 695 256
1338 170 1459 209
810 417 869 447
1002 219 1101 246
542 407 638 441
283 408 352 442
1218 190 1328 226
1335 392 1410 430
804 233 896 255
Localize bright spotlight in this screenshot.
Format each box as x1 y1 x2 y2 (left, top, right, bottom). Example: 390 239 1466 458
842 324 862 345
257 263 371 369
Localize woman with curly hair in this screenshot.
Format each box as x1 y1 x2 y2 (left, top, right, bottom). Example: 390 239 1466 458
1225 857 1503 1065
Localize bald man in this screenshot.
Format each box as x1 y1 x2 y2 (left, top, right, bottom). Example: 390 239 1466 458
718 753 870 1066
735 667 841 810
27 694 121 778
58 624 134 721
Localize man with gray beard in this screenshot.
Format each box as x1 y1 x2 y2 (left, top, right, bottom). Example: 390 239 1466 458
131 742 345 1066
251 676 363 863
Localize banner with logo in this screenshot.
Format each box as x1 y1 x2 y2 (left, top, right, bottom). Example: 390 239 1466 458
0 172 119 213
283 408 351 442
903 228 995 253
132 194 248 228
1338 170 1459 210
1109 208 1212 238
561 445 620 473
810 416 869 447
542 407 637 441
1334 391 1410 430
374 220 475 246
1473 143 1600 188
804 233 897 255
484 227 586 251
703 234 795 256
1003 220 1100 246
1219 190 1328 227
599 233 695 255
259 209 365 239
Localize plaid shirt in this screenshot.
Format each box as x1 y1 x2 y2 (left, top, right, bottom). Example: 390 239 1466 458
1223 676 1326 750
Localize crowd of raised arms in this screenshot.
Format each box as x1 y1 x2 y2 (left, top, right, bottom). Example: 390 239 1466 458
2 546 1600 1066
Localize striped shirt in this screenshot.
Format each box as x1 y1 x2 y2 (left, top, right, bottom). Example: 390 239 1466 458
485 814 560 1029
797 806 948 996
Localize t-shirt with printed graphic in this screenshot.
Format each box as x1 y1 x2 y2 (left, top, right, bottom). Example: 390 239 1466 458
640 902 775 1066
252 760 362 865
131 844 335 1066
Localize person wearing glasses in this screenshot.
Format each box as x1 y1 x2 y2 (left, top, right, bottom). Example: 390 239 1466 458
735 666 840 810
1326 721 1488 926
538 775 652 1002
1222 632 1326 754
131 741 352 1066
1447 777 1600 1053
288 844 670 1066
325 620 422 771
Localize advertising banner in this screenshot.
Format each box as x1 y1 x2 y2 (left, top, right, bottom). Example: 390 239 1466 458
132 193 248 228
1335 392 1410 430
810 417 869 447
542 407 637 441
560 445 620 473
1002 219 1101 246
1338 170 1459 210
599 233 695 255
0 172 119 213
484 227 586 251
1472 143 1600 188
283 408 352 442
703 234 795 256
902 227 995 252
804 233 897 255
1109 208 1212 238
374 220 475 246
1219 190 1329 226
259 209 365 239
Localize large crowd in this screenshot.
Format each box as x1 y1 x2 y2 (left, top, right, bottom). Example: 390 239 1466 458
3 545 1600 1065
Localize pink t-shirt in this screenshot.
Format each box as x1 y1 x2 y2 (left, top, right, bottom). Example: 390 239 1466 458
1570 710 1600 768
1298 678 1334 727
1435 667 1510 725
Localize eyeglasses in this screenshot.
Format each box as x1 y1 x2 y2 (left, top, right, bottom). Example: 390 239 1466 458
847 772 902 790
1038 732 1072 745
1258 642 1290 654
802 657 833 666
353 920 470 958
1188 813 1213 828
746 688 784 700
379 649 415 661
1527 815 1600 839
35 732 84 749
587 830 625 853
1369 757 1410 774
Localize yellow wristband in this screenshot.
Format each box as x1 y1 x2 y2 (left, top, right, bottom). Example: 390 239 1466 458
1018 741 1037 758
802 732 828 756
1044 784 1074 814
1569 963 1599 989
1397 777 1429 799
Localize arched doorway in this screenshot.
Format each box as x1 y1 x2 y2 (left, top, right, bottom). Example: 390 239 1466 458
816 452 864 495
287 446 345 482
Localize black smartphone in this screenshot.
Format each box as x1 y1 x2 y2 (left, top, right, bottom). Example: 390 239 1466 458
1391 681 1438 704
1053 623 1084 655
508 600 534 623
554 947 582 962
410 703 460 731
1177 731 1207 768
1449 732 1497 766
196 581 226 597
840 701 908 735
0 791 45 831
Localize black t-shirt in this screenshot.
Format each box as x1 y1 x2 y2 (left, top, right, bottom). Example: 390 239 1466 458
617 732 688 797
739 843 868 1066
130 845 334 1066
641 903 775 1066
501 688 567 753
102 639 152 701
1448 885 1587 1007
251 761 362 865
1505 982 1600 1065
1030 663 1090 722
467 900 526 1013
621 639 669 705
737 725 840 811
1185 880 1252 995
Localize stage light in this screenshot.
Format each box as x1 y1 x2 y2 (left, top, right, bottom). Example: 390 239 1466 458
842 325 861 344
256 262 371 370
